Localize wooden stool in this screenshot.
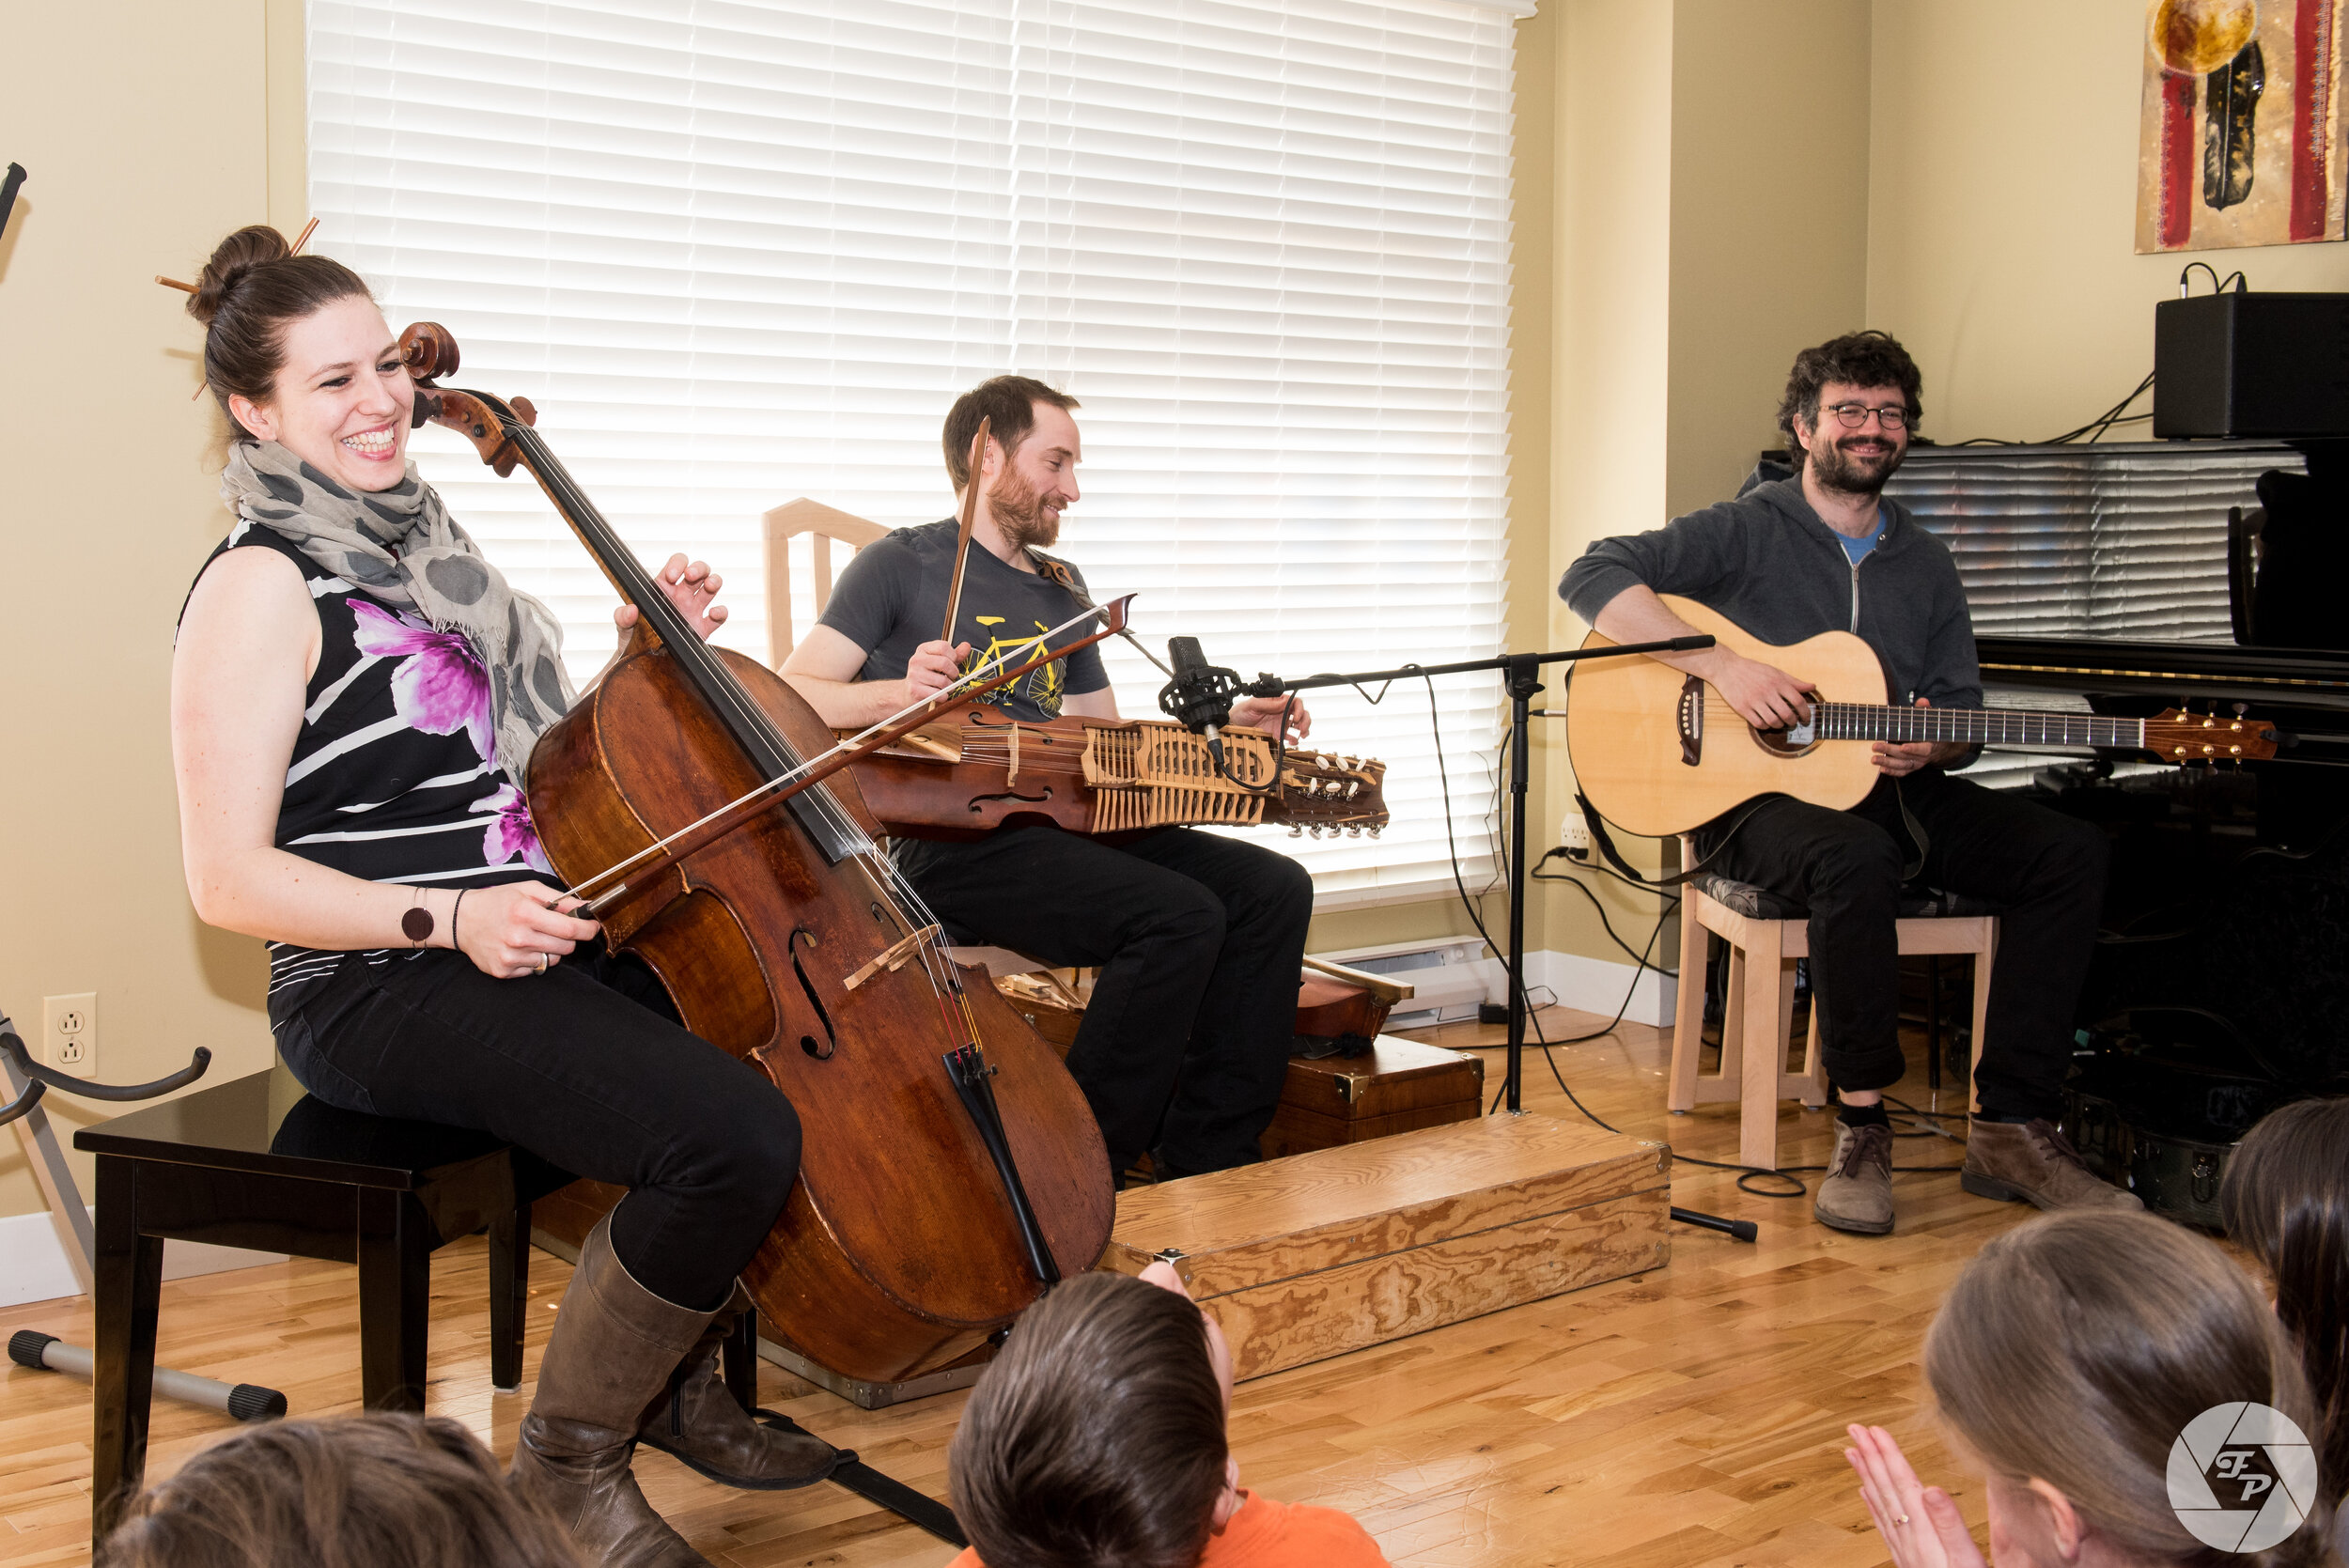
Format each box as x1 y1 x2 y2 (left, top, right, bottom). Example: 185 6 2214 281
1667 843 1999 1171
76 1065 585 1536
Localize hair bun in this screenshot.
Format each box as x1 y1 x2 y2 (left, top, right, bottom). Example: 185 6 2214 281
189 225 294 327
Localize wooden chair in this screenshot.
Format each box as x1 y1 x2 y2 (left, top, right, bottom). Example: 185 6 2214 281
764 497 886 662
1666 837 1999 1171
762 498 1069 988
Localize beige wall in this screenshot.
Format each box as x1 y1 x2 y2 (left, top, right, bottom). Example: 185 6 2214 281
0 0 301 1219
1870 0 2349 442
1532 0 1877 965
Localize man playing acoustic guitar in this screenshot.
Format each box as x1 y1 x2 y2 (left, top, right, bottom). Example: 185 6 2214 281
1559 331 2137 1234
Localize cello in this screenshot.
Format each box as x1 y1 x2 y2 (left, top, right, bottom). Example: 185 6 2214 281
397 323 1113 1385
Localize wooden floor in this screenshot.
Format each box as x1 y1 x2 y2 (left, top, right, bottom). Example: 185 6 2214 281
0 1005 2030 1568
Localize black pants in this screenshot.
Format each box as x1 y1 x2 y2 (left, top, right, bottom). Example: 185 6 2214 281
271 946 800 1312
1698 768 2108 1120
898 826 1315 1174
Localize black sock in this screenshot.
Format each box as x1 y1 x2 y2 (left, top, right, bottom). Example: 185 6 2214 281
1839 1101 1890 1128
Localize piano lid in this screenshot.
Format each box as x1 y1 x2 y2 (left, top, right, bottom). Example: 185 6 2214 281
1976 637 2349 713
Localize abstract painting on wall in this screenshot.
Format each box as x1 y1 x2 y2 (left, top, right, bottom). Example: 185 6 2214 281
2137 0 2348 252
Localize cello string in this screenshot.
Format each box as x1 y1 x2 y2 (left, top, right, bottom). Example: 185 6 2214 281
487 399 999 1050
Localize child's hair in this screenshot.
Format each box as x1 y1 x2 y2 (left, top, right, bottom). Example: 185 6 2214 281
1925 1209 2330 1566
2224 1095 2349 1505
95 1412 583 1568
949 1270 1229 1568
185 224 374 442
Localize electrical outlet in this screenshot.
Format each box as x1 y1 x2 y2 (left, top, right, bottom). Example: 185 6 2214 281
42 992 97 1079
1560 814 1591 862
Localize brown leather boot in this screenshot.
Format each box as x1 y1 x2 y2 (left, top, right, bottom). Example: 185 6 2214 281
635 1284 840 1491
1962 1118 2144 1212
509 1216 716 1568
1813 1120 1895 1234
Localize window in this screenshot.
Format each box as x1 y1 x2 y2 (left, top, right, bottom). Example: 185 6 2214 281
308 0 1523 906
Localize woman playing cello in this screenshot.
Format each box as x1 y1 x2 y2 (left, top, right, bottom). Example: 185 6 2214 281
168 225 832 1568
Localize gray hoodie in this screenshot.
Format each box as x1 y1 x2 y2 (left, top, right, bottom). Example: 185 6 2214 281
1557 475 1983 711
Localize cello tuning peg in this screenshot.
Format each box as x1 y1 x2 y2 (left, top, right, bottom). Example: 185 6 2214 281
512 395 538 427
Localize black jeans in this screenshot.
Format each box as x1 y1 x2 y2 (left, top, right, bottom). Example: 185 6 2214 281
1698 768 2108 1120
270 946 800 1312
898 826 1315 1174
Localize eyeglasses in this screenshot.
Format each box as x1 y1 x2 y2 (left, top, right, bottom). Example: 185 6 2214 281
1823 401 1909 430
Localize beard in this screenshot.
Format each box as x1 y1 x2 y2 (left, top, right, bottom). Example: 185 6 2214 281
1805 428 1906 498
988 463 1060 551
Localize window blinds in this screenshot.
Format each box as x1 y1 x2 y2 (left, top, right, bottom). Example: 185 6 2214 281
1884 440 2300 789
307 0 1517 907
1884 441 2299 640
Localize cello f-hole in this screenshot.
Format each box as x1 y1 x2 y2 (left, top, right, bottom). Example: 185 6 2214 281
789 928 837 1059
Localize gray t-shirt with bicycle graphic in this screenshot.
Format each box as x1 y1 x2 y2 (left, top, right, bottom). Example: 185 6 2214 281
817 518 1112 723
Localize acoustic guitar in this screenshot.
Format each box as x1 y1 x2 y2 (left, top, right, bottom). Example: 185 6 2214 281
1565 595 2279 839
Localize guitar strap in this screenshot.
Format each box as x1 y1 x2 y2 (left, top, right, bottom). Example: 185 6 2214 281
1575 793 1767 891
1028 551 1174 678
1893 779 1930 882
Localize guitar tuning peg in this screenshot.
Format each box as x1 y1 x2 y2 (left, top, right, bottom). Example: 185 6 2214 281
1368 826 1380 838
1346 824 1361 837
1288 825 1303 837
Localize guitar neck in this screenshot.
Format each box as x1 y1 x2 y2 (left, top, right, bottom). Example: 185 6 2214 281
1812 703 2146 750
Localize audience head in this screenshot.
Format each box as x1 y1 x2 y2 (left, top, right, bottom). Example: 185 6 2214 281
949 1266 1238 1568
1924 1209 2327 1567
1776 329 1921 497
2224 1095 2349 1504
95 1412 583 1568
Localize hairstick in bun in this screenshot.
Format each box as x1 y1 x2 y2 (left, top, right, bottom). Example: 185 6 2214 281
156 217 319 296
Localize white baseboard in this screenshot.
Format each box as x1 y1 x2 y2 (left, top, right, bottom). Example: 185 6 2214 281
1524 948 1677 1030
0 1209 288 1310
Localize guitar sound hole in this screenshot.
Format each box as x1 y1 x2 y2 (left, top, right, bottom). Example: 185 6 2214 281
1749 719 1820 758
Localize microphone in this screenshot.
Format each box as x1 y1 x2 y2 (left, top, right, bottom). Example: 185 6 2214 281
1158 636 1244 768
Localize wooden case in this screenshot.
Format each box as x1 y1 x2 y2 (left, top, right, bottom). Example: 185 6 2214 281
1260 1035 1484 1158
1104 1113 1670 1381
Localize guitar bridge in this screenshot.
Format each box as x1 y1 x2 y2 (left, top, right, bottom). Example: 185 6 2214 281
1678 675 1703 767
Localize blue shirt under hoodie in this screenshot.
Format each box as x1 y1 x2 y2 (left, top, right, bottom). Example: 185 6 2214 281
1556 475 1983 712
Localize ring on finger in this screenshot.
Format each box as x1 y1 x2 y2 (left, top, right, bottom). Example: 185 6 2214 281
536 952 548 976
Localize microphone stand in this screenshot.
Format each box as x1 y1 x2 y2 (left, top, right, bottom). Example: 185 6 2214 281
1242 637 1757 1244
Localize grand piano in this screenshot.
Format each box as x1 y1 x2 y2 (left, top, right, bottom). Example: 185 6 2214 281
1876 439 2349 1154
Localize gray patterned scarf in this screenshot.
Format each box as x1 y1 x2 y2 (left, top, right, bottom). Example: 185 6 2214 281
221 440 575 784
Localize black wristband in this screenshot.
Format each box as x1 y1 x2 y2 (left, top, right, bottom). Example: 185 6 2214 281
451 889 467 953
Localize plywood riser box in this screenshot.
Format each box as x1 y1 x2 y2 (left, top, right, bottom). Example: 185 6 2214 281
1104 1113 1672 1381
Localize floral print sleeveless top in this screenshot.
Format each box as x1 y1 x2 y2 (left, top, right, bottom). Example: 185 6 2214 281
194 523 555 1001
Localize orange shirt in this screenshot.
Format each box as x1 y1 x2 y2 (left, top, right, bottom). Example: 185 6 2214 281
946 1490 1388 1568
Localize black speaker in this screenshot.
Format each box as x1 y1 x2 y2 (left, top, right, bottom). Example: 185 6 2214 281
2153 291 2349 439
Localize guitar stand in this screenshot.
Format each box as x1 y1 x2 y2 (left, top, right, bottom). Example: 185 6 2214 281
0 1019 288 1416
1246 640 1755 1245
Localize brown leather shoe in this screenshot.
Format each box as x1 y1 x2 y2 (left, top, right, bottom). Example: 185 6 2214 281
509 1216 716 1568
1814 1120 1895 1234
1962 1118 2144 1212
636 1285 840 1491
